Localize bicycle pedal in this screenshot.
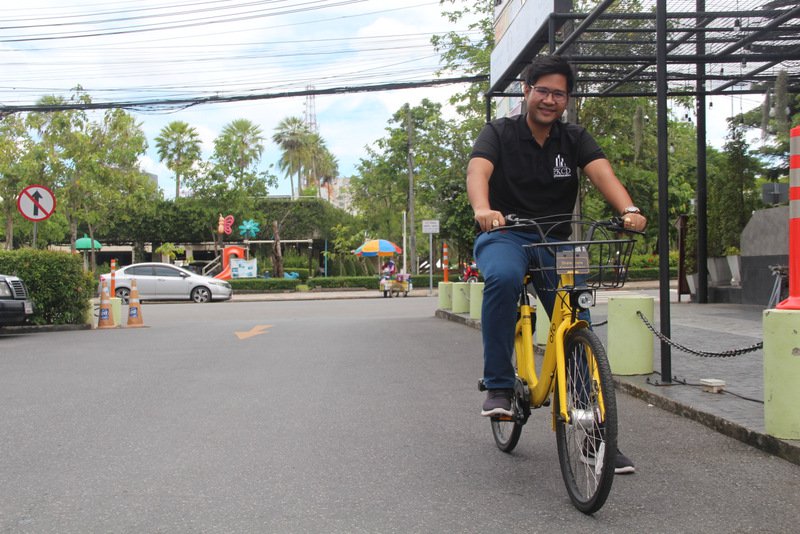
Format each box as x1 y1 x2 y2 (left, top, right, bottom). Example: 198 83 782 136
493 415 514 422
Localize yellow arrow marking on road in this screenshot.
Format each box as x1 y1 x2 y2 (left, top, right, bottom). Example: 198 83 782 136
235 324 273 340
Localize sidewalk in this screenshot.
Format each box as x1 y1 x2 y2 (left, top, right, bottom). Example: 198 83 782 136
434 282 800 466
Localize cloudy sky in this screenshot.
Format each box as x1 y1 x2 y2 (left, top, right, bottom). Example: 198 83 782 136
2 0 756 199
2 0 482 197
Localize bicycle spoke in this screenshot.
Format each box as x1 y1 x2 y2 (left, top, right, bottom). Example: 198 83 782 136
555 328 617 514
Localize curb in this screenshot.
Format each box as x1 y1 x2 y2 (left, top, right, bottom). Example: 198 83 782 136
435 308 800 466
0 323 92 334
613 378 800 466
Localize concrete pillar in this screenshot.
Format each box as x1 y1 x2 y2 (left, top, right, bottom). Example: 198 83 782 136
607 295 654 375
438 282 453 309
763 309 800 439
451 282 469 314
469 283 484 319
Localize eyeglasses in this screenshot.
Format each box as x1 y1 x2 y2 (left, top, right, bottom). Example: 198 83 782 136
530 86 568 103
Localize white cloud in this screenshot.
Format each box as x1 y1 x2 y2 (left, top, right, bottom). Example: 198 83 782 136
2 2 479 197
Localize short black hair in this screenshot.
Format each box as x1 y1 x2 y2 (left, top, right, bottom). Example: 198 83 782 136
522 55 575 93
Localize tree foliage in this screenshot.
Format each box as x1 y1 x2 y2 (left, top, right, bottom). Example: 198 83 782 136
155 120 201 199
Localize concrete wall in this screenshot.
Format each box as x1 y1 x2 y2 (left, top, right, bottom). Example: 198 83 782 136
740 207 788 305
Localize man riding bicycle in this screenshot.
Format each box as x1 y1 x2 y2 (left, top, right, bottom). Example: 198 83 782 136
467 55 647 474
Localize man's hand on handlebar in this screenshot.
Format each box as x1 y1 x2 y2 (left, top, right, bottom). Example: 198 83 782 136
474 208 505 232
621 212 647 233
605 216 646 235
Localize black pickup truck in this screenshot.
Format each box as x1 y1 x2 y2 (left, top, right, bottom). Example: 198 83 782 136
0 274 34 326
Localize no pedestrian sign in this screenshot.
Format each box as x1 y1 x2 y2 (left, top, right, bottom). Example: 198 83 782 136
17 184 56 222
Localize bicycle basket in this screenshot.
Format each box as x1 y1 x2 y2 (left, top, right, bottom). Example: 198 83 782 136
525 236 635 289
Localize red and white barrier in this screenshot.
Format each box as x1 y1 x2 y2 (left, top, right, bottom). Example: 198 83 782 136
777 125 800 309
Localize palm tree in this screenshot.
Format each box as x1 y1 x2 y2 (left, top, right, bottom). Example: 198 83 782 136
214 119 265 183
272 117 311 198
155 121 202 198
314 143 339 200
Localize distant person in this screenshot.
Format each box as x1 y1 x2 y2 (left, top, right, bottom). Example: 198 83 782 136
382 258 397 276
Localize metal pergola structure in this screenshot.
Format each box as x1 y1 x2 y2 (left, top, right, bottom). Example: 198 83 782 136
486 0 800 383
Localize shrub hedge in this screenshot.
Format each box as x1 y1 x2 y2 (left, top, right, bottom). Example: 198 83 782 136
229 267 675 293
0 249 95 325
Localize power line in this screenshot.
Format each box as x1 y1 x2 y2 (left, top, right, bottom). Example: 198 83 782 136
0 75 489 115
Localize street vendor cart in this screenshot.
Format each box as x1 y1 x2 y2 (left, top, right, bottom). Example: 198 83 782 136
380 272 412 297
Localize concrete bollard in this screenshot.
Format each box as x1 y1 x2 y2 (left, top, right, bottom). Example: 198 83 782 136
438 282 453 309
110 297 122 327
534 296 550 346
606 295 654 375
469 282 484 320
763 309 800 439
451 282 470 314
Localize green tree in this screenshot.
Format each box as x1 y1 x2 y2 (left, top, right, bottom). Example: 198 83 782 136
0 113 33 249
432 0 493 121
213 119 266 185
304 132 338 198
200 118 276 202
707 123 762 255
26 91 97 252
429 1 495 261
155 121 202 199
272 117 312 198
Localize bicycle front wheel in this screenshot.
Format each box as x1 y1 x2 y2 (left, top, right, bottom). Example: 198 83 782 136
555 327 618 514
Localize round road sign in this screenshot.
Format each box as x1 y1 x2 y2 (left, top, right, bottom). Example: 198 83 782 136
17 184 56 222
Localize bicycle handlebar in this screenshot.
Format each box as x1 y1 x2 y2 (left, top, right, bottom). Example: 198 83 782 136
497 214 645 237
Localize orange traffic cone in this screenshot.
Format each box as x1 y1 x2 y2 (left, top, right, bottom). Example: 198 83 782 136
126 279 145 328
97 280 116 329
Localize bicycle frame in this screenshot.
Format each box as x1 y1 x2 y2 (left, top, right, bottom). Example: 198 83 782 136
513 273 605 427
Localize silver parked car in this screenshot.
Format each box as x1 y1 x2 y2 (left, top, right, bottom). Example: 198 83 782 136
99 262 232 303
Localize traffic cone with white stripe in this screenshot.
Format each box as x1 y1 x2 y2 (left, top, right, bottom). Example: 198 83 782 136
126 279 145 328
97 280 116 329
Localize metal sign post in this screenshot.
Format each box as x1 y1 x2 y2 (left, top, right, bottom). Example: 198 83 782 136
422 220 440 295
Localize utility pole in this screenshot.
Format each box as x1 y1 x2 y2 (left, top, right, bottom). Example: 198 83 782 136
406 104 417 274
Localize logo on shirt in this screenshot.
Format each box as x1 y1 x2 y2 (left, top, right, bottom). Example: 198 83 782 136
553 154 572 179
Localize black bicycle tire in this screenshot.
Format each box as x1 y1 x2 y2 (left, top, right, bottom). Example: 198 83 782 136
490 400 523 452
555 327 617 514
490 314 532 452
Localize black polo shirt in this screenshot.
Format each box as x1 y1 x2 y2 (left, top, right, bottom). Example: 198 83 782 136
470 114 606 237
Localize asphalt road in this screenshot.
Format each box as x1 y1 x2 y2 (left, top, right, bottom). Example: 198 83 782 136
0 296 797 533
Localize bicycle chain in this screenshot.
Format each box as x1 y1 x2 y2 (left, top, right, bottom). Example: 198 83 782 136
635 311 763 358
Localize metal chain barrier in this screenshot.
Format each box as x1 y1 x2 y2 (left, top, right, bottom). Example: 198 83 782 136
635 311 763 358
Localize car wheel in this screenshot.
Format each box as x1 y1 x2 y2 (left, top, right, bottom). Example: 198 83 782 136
191 286 211 303
115 287 131 305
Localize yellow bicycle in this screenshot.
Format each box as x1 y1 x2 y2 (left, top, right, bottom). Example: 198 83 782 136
479 215 638 514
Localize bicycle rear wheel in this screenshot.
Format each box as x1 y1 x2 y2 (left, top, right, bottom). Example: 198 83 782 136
490 400 522 452
555 327 617 514
489 376 529 452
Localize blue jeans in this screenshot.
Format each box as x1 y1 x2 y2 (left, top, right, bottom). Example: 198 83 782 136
474 230 590 390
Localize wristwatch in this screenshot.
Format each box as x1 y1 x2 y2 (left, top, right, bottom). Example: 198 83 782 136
621 206 641 215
